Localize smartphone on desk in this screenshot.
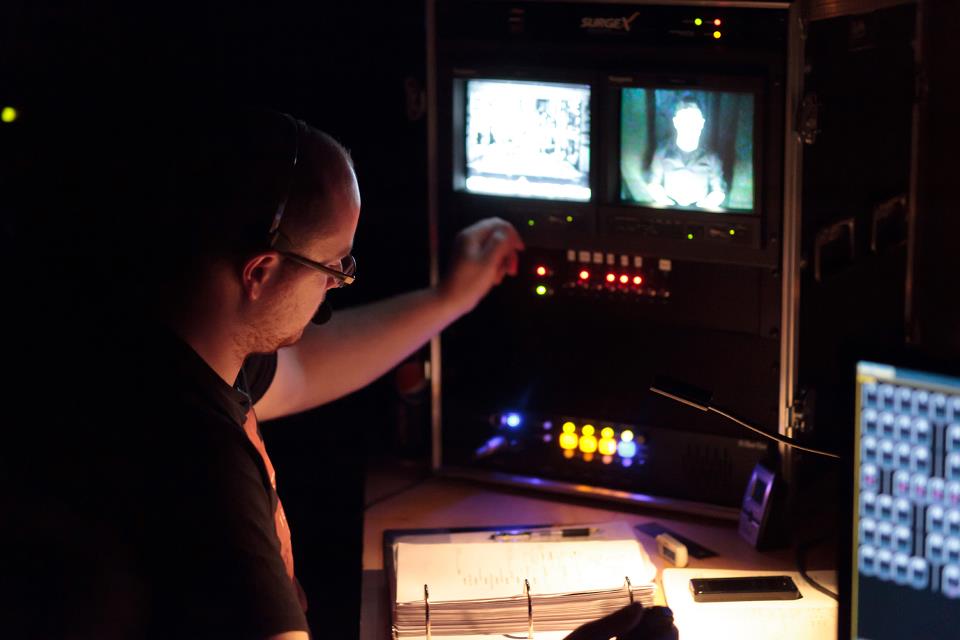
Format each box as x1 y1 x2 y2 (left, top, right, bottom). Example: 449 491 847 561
689 575 801 602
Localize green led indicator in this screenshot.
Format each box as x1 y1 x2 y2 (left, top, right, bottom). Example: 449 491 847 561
687 233 694 240
729 229 736 236
694 18 703 26
566 215 574 223
527 219 536 227
535 285 548 296
1 106 17 123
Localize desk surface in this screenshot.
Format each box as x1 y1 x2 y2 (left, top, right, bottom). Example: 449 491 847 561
360 467 833 640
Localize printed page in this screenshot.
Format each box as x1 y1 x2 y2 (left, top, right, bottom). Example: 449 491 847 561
396 539 653 603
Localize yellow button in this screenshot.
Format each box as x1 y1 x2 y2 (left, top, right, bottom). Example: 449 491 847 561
579 434 598 454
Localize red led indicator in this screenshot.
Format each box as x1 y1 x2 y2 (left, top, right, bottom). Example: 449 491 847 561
714 18 722 26
633 276 643 285
579 270 590 280
605 273 616 283
619 275 629 284
536 266 547 276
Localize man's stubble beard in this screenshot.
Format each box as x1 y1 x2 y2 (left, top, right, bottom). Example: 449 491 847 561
277 325 307 350
238 310 306 356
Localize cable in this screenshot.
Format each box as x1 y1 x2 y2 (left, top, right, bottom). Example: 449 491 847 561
709 407 842 460
795 538 839 601
648 384 841 459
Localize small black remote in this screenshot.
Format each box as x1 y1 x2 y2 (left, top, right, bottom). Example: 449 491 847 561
689 575 802 602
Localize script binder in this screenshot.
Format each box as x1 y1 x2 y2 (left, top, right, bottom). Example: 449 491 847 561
384 522 656 639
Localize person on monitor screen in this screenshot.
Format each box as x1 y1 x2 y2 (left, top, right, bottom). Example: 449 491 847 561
7 107 677 640
646 95 726 210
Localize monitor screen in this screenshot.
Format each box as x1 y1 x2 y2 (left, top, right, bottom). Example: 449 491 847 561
620 87 755 213
852 361 960 639
464 79 591 201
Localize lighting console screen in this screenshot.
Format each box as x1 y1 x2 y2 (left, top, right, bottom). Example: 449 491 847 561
852 361 960 639
620 87 755 214
465 79 591 202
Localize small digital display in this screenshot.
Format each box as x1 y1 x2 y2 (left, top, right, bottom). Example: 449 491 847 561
620 87 755 213
751 478 767 504
465 79 591 201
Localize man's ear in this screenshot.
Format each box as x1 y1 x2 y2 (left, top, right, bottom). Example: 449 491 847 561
241 252 284 301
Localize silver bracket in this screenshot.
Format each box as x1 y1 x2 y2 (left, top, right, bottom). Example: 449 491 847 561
788 396 807 437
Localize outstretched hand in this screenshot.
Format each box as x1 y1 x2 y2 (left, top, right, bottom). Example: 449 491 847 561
564 604 678 640
438 217 525 316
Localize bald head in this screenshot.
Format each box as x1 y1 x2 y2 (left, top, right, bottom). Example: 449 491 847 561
279 125 358 248
134 109 359 309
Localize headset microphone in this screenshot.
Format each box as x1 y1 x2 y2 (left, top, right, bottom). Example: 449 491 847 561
311 300 333 325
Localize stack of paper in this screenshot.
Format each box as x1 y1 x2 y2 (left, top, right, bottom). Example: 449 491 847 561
393 536 656 637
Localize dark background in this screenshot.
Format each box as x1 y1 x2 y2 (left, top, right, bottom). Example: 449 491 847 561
3 2 960 639
1 2 432 637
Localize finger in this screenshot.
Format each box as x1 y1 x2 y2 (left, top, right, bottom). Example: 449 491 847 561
462 217 513 246
475 217 525 251
487 241 521 287
507 249 518 277
564 603 645 640
620 607 675 640
496 219 526 252
455 218 503 254
457 219 525 265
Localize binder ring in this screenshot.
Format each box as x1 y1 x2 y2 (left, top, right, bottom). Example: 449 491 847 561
424 583 431 640
624 576 634 604
525 578 534 639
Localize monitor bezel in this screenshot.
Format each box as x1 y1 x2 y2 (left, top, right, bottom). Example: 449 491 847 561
607 72 766 219
452 68 598 205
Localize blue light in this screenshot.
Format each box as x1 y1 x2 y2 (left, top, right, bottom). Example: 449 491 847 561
505 412 522 428
475 436 505 458
618 440 637 458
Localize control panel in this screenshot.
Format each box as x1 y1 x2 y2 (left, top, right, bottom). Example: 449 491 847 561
528 249 673 301
484 412 649 468
453 408 769 509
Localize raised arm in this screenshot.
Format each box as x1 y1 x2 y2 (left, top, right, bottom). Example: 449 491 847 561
254 217 524 421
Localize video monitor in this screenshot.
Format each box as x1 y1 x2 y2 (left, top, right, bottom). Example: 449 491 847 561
464 79 591 202
620 87 755 214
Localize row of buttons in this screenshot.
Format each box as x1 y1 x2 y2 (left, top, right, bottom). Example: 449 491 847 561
862 411 960 450
862 384 960 421
860 518 960 557
861 437 938 474
858 549 960 597
923 534 960 566
862 466 960 506
927 506 960 536
859 493 960 533
566 249 673 273
861 498 960 536
860 493 914 526
860 519 913 553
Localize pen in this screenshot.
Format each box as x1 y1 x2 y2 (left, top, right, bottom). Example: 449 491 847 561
489 527 600 541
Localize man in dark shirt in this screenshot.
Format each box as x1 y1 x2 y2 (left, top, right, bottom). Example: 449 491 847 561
126 111 529 639
646 97 727 210
4 109 673 640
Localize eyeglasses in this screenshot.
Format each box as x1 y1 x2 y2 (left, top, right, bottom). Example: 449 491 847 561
277 250 357 288
267 112 357 288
